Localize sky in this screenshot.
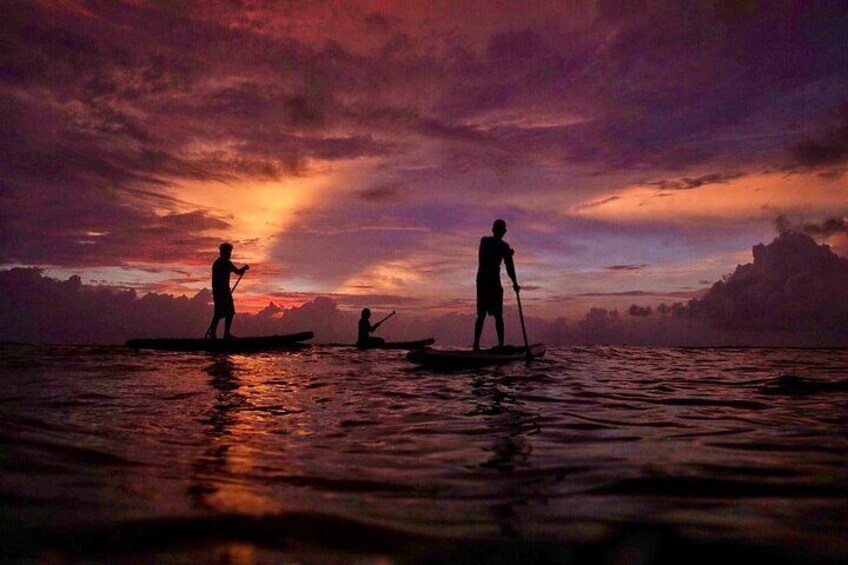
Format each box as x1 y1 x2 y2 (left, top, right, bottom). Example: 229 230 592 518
1 0 847 323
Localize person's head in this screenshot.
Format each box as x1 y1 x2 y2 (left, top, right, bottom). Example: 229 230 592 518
492 219 507 238
219 242 233 258
361 308 371 319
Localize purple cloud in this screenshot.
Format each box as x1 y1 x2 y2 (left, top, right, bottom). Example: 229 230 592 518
645 173 747 191
1 0 846 318
790 106 848 170
774 215 848 239
692 231 848 334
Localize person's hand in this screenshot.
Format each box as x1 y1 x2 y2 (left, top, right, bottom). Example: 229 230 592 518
244 265 250 271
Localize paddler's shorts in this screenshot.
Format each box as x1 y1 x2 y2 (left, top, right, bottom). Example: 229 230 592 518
213 292 235 318
476 283 503 317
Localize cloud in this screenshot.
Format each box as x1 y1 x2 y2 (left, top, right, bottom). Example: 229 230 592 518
364 13 391 33
790 106 848 169
356 183 405 203
605 265 647 271
575 290 699 299
4 241 847 347
0 195 230 267
692 231 848 335
269 195 493 290
627 304 652 317
576 196 622 211
0 267 352 344
774 215 793 235
774 215 848 251
2 0 848 314
0 0 397 270
645 172 746 191
800 217 848 238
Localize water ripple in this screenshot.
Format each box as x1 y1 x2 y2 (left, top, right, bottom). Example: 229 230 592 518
0 344 845 563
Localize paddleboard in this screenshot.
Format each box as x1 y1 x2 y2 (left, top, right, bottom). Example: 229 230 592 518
125 331 314 353
325 338 435 350
358 338 435 350
406 344 545 369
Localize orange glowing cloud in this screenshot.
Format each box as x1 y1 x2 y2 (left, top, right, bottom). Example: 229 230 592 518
574 171 848 225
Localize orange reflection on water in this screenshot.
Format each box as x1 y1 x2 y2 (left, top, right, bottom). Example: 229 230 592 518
191 354 317 515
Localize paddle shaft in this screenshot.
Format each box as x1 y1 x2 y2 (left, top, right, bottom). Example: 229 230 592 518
230 271 244 293
514 287 532 361
375 310 396 326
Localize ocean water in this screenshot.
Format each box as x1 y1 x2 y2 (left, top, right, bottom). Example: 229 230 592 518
1 344 846 564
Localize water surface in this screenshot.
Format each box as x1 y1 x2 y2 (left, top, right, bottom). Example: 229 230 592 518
1 345 846 563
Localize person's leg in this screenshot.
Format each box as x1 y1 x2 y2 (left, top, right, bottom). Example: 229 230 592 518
495 314 504 347
208 315 221 338
358 336 386 349
494 286 505 347
224 315 234 338
474 284 486 351
474 315 485 351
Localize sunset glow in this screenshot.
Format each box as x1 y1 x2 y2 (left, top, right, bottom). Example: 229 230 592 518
1 0 846 323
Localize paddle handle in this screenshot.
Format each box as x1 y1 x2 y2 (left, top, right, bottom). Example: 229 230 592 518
376 310 396 325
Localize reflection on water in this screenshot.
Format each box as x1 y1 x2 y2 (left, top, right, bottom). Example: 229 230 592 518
0 345 846 562
471 374 543 539
189 356 242 510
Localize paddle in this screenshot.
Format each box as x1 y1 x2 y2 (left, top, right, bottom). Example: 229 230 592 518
204 271 246 338
514 286 532 362
374 310 396 329
230 271 245 294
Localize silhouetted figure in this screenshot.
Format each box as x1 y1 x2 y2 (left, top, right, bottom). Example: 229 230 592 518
207 243 249 339
474 219 519 351
357 308 387 348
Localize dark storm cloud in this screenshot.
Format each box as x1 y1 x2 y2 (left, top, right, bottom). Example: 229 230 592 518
7 1 847 183
693 231 848 335
774 215 792 235
646 173 746 191
0 0 400 267
627 304 652 317
789 106 848 170
541 3 847 171
802 217 848 238
357 183 405 203
774 214 848 239
485 28 568 86
202 86 325 126
605 265 647 271
0 202 230 267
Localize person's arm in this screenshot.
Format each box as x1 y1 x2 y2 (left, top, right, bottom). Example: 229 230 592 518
225 259 250 275
504 246 519 291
